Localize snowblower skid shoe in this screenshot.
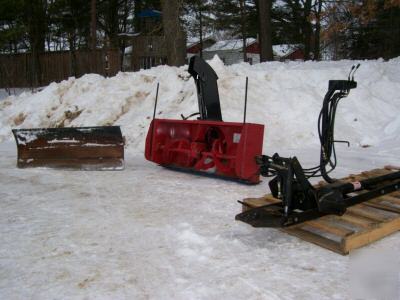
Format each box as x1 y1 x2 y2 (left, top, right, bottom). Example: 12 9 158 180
12 126 124 170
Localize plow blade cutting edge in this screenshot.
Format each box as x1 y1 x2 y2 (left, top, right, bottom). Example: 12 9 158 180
12 126 124 170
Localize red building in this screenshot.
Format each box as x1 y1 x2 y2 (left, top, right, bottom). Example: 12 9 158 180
247 41 305 61
199 38 304 65
187 37 217 57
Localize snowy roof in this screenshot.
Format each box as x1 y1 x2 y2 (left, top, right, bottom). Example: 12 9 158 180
273 44 302 57
204 38 256 52
186 36 216 48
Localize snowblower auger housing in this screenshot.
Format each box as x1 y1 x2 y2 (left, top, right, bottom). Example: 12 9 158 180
12 126 124 170
145 56 264 183
236 64 400 227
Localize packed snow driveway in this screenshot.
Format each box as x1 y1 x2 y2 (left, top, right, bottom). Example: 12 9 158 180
1 141 399 299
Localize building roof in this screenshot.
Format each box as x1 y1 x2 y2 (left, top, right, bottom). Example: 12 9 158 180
138 9 162 18
203 39 302 57
273 44 302 57
204 38 257 52
186 36 216 48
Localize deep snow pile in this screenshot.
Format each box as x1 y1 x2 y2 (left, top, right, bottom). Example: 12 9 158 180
1 56 399 153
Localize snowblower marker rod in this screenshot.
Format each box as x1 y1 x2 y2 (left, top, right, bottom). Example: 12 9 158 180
149 82 160 157
153 82 159 120
243 77 248 124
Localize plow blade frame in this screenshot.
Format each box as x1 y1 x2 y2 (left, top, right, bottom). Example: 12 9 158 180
145 119 264 183
12 126 124 170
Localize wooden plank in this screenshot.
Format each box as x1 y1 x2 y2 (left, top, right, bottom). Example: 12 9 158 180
347 204 398 222
338 213 376 229
343 218 400 254
389 192 400 199
282 226 343 254
363 200 400 214
242 197 279 211
372 194 400 204
305 219 354 237
323 215 366 232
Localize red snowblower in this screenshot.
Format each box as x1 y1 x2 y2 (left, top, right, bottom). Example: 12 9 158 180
145 56 264 183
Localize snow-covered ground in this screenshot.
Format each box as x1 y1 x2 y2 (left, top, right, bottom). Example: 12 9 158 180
0 57 399 299
0 89 31 101
0 141 399 299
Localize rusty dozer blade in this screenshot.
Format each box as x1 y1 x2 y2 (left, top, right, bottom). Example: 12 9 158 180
12 126 124 170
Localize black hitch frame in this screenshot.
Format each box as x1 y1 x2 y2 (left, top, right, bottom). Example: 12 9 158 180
236 154 400 227
235 65 400 228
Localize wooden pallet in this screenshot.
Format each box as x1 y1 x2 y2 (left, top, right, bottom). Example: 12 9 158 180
241 166 400 255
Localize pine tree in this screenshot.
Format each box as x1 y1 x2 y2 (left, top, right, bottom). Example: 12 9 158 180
0 0 26 53
184 0 215 57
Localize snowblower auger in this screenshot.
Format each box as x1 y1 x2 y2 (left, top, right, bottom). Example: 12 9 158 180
145 56 264 184
12 126 124 170
236 64 400 227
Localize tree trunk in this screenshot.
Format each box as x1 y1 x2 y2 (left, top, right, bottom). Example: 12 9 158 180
303 0 312 60
90 0 97 50
119 0 129 70
258 0 274 61
26 0 46 87
161 0 186 66
108 0 120 48
239 0 248 62
313 0 323 60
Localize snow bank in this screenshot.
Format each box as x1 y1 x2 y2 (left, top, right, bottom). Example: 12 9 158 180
1 56 399 153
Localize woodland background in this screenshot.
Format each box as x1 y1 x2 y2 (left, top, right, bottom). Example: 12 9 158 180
0 0 399 66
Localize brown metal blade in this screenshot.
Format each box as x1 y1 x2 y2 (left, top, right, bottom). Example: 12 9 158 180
12 126 124 170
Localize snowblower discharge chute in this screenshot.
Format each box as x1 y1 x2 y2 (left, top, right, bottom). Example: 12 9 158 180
13 126 124 170
145 56 264 183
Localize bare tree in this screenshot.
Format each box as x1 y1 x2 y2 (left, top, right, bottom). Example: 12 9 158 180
161 0 186 66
